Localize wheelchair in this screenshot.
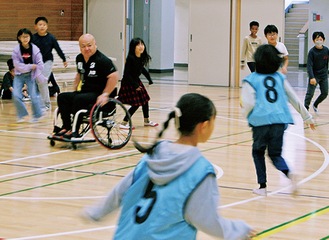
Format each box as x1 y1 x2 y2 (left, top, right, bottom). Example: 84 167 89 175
47 96 133 150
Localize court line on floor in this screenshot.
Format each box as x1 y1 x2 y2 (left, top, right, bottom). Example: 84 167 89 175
220 128 329 209
8 226 116 240
4 114 328 239
0 162 223 200
0 148 138 179
218 130 329 239
253 205 329 239
5 131 327 240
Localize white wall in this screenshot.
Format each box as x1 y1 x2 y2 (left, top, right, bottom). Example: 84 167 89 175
308 0 329 50
188 0 230 86
174 0 286 71
86 0 125 76
149 0 175 71
174 0 189 65
239 0 285 82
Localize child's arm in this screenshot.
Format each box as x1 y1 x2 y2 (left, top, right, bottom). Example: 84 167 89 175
185 175 254 239
12 48 34 73
240 37 248 69
281 55 289 74
84 171 134 221
279 43 289 74
306 50 317 85
53 36 68 67
240 81 255 118
284 80 315 129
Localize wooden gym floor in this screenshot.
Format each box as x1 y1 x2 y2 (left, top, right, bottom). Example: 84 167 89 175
0 67 328 239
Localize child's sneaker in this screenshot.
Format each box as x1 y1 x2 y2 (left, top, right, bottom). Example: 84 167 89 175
313 105 319 115
17 117 25 123
144 121 158 127
288 173 298 196
22 96 30 102
252 188 267 196
119 123 135 130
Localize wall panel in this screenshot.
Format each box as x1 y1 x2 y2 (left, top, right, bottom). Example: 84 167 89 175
0 0 83 40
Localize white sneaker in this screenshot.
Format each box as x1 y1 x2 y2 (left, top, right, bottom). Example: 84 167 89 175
22 96 30 102
17 118 25 123
119 124 135 130
30 114 45 123
313 105 319 115
144 121 159 127
288 173 298 195
252 188 267 196
31 118 38 123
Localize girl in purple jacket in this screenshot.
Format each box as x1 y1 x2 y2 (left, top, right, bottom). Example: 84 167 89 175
12 28 44 123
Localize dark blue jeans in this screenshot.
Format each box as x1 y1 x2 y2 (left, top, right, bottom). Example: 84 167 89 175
304 77 328 110
252 124 289 184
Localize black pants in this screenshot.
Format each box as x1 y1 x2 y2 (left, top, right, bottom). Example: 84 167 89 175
48 72 60 96
252 124 289 184
123 102 149 122
57 91 98 130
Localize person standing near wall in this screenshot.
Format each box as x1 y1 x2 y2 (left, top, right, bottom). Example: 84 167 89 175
264 24 289 74
304 31 329 114
32 16 68 111
241 21 262 72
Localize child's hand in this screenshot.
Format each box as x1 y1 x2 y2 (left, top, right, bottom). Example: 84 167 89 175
280 66 288 75
309 123 316 130
310 78 317 86
246 229 258 239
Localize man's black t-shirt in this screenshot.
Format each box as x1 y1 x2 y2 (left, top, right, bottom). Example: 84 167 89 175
76 50 117 94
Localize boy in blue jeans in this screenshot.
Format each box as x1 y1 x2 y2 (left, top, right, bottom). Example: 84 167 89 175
241 44 315 196
304 31 329 114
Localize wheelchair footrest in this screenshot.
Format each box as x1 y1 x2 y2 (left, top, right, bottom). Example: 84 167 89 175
48 135 96 143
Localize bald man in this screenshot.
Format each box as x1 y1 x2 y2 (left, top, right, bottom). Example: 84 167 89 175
55 34 119 139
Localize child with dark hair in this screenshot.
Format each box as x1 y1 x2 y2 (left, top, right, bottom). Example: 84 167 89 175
241 21 262 72
304 31 329 114
33 16 67 110
84 93 256 240
118 37 158 129
264 24 289 74
0 59 15 99
241 44 315 196
1 58 30 100
12 28 43 122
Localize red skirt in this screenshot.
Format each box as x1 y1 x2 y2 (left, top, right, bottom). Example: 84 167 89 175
118 79 150 106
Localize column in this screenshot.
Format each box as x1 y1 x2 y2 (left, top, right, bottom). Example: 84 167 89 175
149 0 175 73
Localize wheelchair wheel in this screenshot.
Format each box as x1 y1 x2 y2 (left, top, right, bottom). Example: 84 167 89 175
90 98 132 149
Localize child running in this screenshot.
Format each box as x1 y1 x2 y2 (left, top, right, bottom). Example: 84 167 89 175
241 44 315 196
118 38 157 129
84 93 256 239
